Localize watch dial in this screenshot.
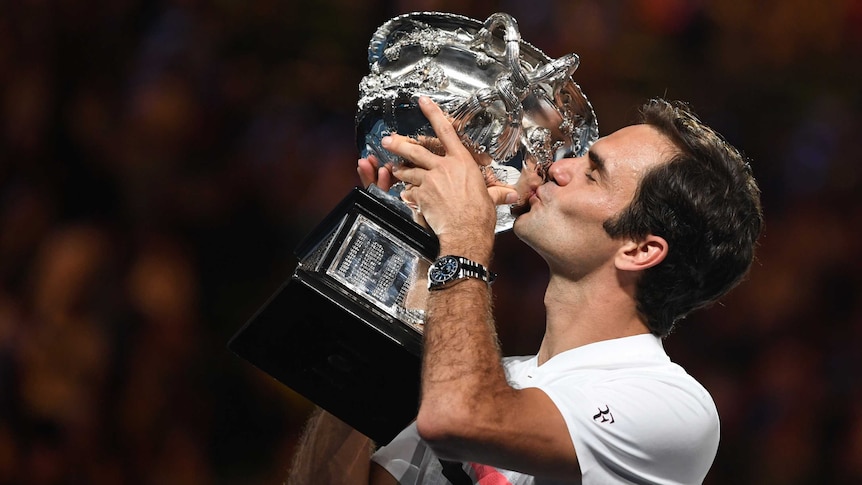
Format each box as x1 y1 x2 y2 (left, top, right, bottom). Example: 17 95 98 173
430 256 459 283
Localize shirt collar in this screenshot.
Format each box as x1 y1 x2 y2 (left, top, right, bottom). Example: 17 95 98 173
533 333 670 373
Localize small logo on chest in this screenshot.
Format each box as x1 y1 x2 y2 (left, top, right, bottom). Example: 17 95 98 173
593 405 615 424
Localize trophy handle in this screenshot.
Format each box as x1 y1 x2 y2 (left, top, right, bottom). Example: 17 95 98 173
527 53 580 89
453 13 583 164
454 13 529 162
477 13 529 89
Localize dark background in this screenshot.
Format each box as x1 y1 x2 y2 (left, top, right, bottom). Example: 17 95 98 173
1 1 861 483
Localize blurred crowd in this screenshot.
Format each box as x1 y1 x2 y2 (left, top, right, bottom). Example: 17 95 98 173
1 0 861 484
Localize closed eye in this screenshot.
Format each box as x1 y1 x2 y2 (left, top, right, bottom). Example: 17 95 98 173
587 150 608 182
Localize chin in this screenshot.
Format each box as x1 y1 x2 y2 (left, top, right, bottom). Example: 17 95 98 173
512 212 533 240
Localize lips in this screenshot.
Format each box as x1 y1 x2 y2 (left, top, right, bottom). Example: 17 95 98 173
512 189 542 217
533 185 546 203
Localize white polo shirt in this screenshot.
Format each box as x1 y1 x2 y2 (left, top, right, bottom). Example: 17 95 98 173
372 334 720 484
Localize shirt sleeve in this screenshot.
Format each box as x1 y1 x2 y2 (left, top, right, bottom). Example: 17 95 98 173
372 422 452 485
537 374 720 484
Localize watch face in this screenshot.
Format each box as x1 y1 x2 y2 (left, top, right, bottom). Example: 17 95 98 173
429 256 459 284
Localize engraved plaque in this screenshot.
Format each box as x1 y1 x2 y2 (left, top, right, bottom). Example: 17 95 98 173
229 188 435 443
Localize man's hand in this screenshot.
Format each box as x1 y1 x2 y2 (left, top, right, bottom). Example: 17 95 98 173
378 97 498 259
356 103 521 219
357 154 394 191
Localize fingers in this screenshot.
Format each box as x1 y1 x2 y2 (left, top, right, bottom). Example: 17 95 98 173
413 135 445 156
379 97 471 170
472 151 494 167
390 162 422 187
400 183 416 206
357 155 395 190
376 166 393 190
417 96 469 157
487 186 519 206
357 157 377 188
380 135 436 170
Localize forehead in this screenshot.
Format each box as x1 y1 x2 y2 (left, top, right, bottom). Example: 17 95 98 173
592 124 675 181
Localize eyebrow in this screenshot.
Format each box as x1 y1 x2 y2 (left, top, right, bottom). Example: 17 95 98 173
588 149 609 178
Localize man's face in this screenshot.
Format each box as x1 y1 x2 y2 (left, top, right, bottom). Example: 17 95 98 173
513 124 675 277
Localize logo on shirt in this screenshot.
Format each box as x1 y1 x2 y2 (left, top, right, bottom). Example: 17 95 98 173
593 405 615 424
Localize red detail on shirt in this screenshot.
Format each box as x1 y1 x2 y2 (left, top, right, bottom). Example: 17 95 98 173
469 463 513 485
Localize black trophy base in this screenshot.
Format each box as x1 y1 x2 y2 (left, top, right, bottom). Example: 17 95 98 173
229 188 437 444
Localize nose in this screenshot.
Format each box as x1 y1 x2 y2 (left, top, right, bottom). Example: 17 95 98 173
547 156 575 186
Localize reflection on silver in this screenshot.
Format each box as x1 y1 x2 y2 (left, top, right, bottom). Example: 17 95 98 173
356 12 599 232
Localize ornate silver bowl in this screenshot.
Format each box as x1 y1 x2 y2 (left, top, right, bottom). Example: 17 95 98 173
356 11 599 231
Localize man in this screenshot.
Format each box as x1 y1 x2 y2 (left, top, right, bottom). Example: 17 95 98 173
287 96 763 484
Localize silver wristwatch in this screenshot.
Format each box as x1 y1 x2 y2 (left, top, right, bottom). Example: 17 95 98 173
427 255 496 291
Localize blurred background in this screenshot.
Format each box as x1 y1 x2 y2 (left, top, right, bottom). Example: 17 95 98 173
1 0 861 483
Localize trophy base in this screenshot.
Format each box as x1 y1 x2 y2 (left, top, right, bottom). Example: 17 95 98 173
229 188 437 444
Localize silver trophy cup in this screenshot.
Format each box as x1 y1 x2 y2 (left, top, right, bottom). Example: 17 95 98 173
357 11 598 232
229 12 598 444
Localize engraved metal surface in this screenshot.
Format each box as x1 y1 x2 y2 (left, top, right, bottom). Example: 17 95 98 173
326 215 429 330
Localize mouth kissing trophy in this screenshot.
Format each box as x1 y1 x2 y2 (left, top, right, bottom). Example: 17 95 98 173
229 12 598 444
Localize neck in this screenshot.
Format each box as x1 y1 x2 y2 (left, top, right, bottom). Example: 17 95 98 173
535 271 649 365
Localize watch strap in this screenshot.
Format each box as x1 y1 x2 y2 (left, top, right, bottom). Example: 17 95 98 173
455 257 496 283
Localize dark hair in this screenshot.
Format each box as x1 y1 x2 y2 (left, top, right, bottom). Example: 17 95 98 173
603 98 763 337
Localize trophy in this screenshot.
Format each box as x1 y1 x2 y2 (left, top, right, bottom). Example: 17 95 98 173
228 12 598 444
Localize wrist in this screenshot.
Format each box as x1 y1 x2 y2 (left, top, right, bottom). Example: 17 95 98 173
437 235 493 267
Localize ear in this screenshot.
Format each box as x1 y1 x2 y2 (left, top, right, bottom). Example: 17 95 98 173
615 235 668 272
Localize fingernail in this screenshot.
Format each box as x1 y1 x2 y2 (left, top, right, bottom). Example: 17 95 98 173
505 192 518 204
419 96 430 105
381 136 391 147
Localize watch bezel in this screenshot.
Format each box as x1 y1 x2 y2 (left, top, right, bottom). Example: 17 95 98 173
428 255 460 286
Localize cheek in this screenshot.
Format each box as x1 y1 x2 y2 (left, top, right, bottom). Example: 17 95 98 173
559 193 616 223
589 186 630 221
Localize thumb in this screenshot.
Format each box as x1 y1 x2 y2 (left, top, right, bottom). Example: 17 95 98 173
488 186 518 206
